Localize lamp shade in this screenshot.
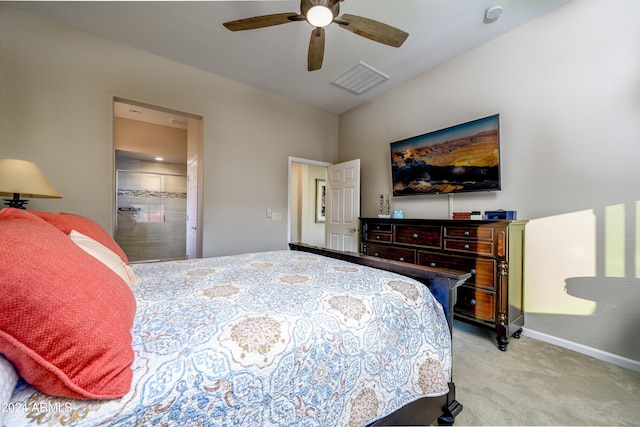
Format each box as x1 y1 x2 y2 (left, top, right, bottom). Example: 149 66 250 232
0 159 62 199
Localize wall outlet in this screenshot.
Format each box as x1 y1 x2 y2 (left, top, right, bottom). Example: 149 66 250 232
266 208 272 218
271 212 282 222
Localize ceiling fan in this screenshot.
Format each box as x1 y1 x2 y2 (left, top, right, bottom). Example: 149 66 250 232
223 0 409 71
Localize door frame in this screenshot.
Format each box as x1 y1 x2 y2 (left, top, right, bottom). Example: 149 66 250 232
186 154 199 259
113 98 204 259
287 156 332 247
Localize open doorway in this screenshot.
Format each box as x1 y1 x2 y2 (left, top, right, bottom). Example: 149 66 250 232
288 157 331 247
113 99 203 262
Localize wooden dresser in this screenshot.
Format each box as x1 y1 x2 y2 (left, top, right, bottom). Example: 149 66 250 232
361 217 528 351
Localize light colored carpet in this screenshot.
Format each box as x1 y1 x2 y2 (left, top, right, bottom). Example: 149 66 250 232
451 320 640 426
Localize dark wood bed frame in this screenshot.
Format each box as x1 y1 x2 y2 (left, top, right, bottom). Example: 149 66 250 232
289 243 471 426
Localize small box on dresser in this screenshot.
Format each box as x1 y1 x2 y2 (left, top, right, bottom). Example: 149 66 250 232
361 217 528 351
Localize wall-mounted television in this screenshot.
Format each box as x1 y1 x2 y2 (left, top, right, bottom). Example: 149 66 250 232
390 114 501 196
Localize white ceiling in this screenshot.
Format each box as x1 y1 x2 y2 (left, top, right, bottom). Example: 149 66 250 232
8 0 572 115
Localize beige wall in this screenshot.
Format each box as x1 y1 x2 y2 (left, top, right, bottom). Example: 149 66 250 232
301 164 327 247
0 5 339 257
114 117 187 162
289 162 327 247
338 0 640 365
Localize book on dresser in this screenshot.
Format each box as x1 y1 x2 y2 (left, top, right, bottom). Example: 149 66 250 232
360 217 528 351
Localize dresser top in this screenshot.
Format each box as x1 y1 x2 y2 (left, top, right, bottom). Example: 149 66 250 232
360 217 529 226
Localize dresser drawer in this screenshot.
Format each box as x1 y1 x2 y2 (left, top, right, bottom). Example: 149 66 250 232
455 285 495 322
418 251 495 289
444 239 494 256
367 232 392 243
445 226 494 240
367 222 392 233
394 225 442 248
366 243 416 263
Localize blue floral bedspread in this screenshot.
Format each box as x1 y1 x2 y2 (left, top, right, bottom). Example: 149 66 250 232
7 250 451 426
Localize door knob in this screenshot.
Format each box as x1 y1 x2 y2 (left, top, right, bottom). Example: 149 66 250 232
348 227 357 233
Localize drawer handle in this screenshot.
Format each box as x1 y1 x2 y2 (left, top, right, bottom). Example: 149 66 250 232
399 257 405 262
430 262 437 268
464 231 470 236
470 299 476 305
470 268 477 275
464 244 470 249
374 252 379 257
412 233 419 239
375 226 381 230
376 235 381 240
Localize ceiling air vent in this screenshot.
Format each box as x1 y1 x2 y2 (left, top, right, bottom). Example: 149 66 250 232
331 62 389 95
169 118 188 127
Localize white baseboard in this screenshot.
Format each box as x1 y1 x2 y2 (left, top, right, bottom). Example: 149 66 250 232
522 327 640 373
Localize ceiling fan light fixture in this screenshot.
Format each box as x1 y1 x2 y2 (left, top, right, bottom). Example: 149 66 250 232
223 0 409 71
306 6 333 27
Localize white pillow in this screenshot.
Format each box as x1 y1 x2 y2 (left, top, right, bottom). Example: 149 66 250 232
69 229 136 286
0 354 19 426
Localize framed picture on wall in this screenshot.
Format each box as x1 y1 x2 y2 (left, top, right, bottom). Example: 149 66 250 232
316 179 326 223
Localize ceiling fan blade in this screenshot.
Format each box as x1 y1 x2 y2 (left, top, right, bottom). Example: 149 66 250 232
338 14 409 47
308 27 325 71
223 13 300 31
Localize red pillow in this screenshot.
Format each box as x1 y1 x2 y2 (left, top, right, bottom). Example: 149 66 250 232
0 208 136 399
31 210 129 264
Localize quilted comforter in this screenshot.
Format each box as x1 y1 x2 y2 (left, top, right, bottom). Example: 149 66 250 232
6 250 451 426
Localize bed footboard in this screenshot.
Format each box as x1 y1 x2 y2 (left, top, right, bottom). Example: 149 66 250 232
289 242 470 426
288 243 469 332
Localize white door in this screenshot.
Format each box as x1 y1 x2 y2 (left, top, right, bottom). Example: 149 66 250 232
326 159 361 252
186 156 198 259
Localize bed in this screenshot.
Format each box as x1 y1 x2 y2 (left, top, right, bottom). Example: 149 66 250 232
0 208 469 426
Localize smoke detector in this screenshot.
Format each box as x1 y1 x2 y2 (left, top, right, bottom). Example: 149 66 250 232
485 5 503 21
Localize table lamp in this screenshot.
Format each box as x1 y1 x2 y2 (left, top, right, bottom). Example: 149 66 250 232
0 158 62 209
